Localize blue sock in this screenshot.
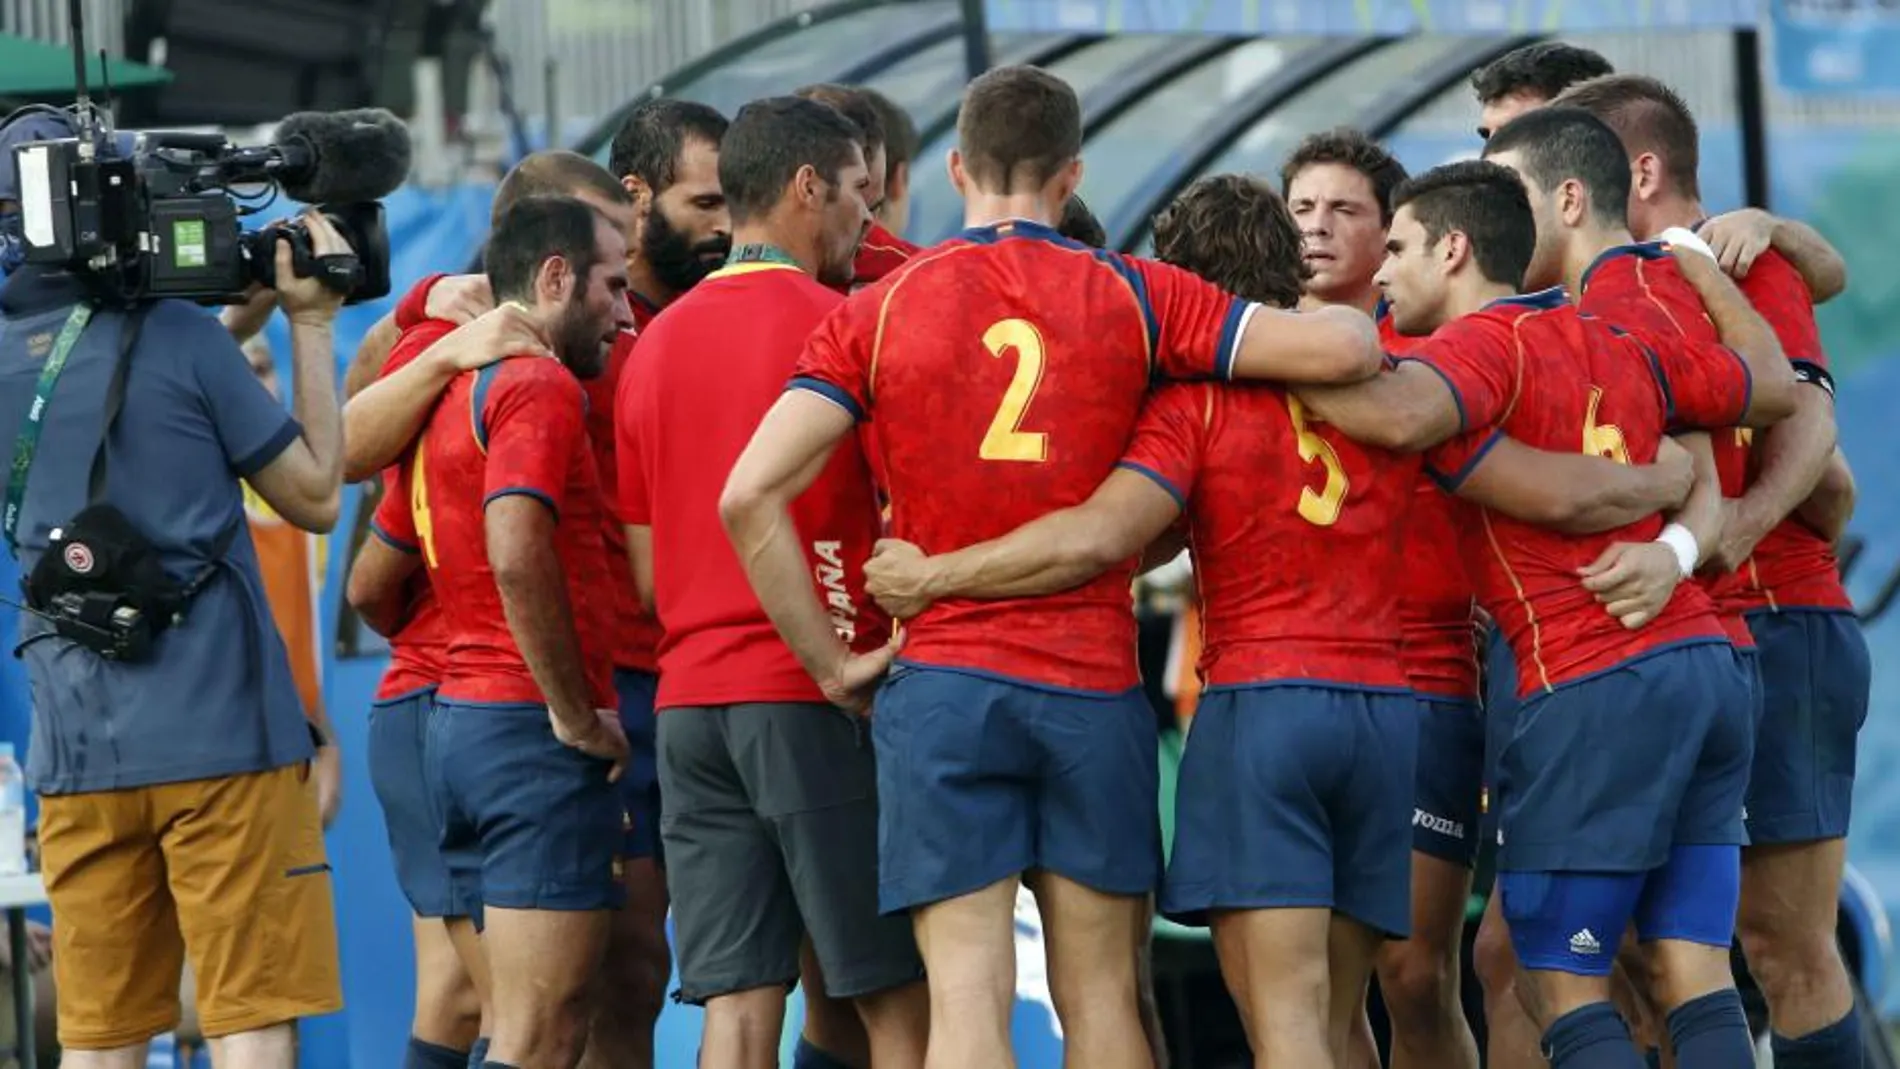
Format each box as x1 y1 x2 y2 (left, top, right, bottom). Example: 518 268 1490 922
405 1037 470 1069
1666 989 1755 1069
466 1038 490 1069
1543 1002 1648 1069
1772 1004 1865 1069
793 1038 860 1069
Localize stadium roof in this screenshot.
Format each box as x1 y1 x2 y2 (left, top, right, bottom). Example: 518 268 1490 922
575 0 1772 254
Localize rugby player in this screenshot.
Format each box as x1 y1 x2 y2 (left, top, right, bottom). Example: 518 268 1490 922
400 194 635 1069
616 96 927 1069
860 85 918 237
720 65 1383 1069
794 83 922 289
1299 159 1779 1069
1471 41 1616 140
1561 74 1872 1069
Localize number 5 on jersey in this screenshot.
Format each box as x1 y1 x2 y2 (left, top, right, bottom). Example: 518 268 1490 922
410 442 438 567
1287 396 1346 527
980 319 1049 462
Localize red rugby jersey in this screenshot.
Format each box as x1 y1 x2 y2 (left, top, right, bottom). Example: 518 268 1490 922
852 222 921 289
364 282 456 701
1380 299 1482 700
584 291 666 673
793 218 1256 693
1576 242 1758 647
615 260 890 710
408 356 616 708
1121 382 1412 690
1417 289 1734 698
1712 249 1852 613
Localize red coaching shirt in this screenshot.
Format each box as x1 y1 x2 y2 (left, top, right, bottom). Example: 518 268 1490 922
403 356 617 708
792 218 1257 693
1577 242 1758 647
1121 381 1413 690
364 276 457 700
615 255 891 711
585 291 667 673
1712 249 1852 614
1417 288 1742 698
1380 299 1482 701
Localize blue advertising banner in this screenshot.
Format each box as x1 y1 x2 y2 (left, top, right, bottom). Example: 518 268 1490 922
982 0 1758 35
1772 0 1900 95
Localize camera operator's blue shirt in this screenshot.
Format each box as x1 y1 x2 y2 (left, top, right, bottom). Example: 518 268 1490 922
0 266 313 794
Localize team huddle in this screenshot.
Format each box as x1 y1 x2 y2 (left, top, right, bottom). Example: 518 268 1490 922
341 39 1867 1069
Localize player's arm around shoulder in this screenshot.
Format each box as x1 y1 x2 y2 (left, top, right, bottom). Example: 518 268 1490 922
1295 358 1463 454
1695 208 1847 305
1457 434 1695 534
1230 302 1385 385
1667 241 1797 426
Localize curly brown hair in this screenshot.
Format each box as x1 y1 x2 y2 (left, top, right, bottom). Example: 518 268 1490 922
1151 174 1309 309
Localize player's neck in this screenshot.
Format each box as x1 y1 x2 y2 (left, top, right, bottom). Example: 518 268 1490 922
626 258 675 309
1300 283 1381 316
962 193 1057 231
1447 276 1518 320
729 223 820 277
1631 192 1707 240
1563 222 1638 293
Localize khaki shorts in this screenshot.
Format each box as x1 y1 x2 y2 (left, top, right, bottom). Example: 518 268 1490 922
39 763 342 1049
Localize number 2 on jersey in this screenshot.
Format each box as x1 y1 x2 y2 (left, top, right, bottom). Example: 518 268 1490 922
1286 396 1347 526
410 442 438 567
979 319 1049 462
1582 387 1630 464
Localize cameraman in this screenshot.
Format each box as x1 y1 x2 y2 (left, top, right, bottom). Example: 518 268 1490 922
0 114 347 1068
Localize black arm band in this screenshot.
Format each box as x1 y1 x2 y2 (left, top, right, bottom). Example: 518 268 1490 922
1791 360 1835 399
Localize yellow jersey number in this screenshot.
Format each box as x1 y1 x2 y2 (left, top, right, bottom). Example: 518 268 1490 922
410 441 438 567
979 319 1049 462
1287 395 1347 526
1583 387 1631 464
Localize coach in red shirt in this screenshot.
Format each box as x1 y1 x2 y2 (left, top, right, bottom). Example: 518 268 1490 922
613 96 927 1065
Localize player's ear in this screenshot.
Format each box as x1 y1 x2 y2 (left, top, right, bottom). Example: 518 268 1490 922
1439 229 1471 274
792 162 824 210
1630 152 1664 203
1557 178 1587 228
622 174 654 225
534 253 574 305
947 149 968 198
1051 157 1083 209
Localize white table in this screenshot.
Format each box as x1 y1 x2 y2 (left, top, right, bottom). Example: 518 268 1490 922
0 874 47 1069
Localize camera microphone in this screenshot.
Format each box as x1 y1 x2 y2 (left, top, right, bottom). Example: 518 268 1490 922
272 109 413 204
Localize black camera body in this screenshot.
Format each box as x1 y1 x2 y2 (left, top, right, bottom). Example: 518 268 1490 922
45 589 154 662
11 123 397 306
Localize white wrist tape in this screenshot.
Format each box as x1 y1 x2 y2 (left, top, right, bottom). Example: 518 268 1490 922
1655 522 1699 578
1658 227 1717 263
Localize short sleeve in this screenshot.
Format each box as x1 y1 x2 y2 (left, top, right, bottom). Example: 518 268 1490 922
480 359 587 519
1406 318 1518 436
370 468 419 553
177 305 301 477
1640 328 1751 431
789 297 874 420
1735 251 1826 367
612 335 651 526
381 318 457 381
1129 257 1256 382
1424 427 1506 492
1115 384 1210 508
394 273 447 332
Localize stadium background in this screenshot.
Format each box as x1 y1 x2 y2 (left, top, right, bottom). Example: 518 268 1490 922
3 0 1899 1064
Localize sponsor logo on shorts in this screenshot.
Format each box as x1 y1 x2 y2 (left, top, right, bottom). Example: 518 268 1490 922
1412 808 1466 840
1569 928 1602 956
811 540 861 644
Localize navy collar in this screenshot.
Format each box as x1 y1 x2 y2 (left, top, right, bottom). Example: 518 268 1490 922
958 217 1070 246
1579 240 1667 293
1485 285 1568 311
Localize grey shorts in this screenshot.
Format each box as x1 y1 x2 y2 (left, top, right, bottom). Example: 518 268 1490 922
656 702 923 1004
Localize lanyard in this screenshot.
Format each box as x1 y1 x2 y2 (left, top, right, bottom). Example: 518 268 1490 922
726 243 802 268
4 304 93 547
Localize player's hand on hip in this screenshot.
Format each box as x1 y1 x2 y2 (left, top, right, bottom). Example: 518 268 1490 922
1579 541 1682 630
826 644 896 716
552 708 631 782
436 303 554 372
1694 209 1773 279
425 273 496 326
864 538 935 619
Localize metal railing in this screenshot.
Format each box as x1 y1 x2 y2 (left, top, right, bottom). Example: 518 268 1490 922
0 0 126 57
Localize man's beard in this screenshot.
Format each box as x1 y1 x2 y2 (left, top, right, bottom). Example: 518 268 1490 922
643 206 729 295
555 299 608 379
